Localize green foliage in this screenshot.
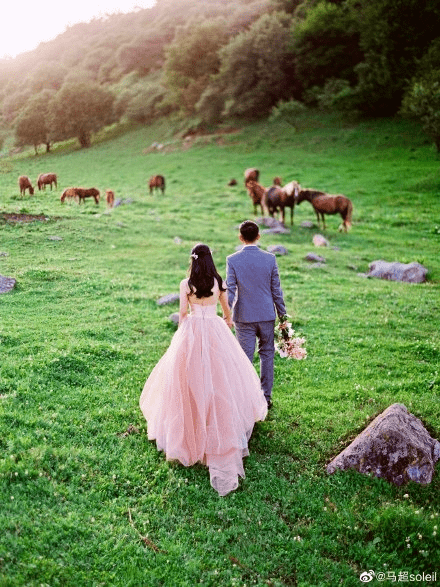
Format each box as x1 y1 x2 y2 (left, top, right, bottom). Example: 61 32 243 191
163 19 229 115
14 89 55 154
347 0 440 115
205 11 296 120
401 72 440 152
293 1 362 91
49 82 117 148
269 98 307 127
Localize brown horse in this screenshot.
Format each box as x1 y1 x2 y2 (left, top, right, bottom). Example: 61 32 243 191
37 173 57 190
245 180 268 215
60 187 78 203
244 168 259 185
149 175 165 194
75 187 100 204
296 189 353 231
105 189 115 208
266 180 300 225
18 176 34 196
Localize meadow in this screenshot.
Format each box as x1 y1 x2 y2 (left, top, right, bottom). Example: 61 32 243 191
0 112 439 587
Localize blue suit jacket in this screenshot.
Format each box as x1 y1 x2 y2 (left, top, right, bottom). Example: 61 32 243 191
226 245 286 323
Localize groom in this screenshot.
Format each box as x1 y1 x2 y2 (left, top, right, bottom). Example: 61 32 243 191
226 220 286 408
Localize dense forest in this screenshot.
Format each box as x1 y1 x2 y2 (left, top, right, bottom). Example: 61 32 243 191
1 0 439 153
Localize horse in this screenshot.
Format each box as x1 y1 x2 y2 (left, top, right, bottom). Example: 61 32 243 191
244 168 259 185
245 180 268 215
18 176 34 196
37 173 57 190
105 189 115 208
266 180 300 225
60 187 78 203
149 175 165 194
75 187 100 205
296 189 353 231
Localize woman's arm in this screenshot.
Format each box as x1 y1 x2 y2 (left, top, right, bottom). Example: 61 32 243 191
219 287 233 328
179 279 189 326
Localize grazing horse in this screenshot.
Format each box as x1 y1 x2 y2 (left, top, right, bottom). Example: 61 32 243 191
60 187 78 203
245 180 268 216
18 175 34 196
75 187 100 204
105 189 115 208
37 173 57 190
149 175 165 194
266 180 301 225
244 167 259 185
296 189 353 231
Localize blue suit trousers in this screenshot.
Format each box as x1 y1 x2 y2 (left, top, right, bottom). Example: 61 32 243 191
234 320 275 401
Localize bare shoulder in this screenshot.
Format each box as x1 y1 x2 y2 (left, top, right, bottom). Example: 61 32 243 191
180 277 190 290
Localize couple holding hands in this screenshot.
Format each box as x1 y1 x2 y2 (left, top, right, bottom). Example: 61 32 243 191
140 220 287 496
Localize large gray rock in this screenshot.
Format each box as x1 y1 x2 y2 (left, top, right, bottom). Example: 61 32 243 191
255 217 283 229
261 226 290 235
327 403 440 485
367 260 428 283
0 275 16 294
156 293 180 306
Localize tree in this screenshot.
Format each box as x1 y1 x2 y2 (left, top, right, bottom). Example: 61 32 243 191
347 0 440 115
163 19 229 114
401 71 440 152
15 89 55 154
199 12 296 120
49 82 117 148
292 1 362 92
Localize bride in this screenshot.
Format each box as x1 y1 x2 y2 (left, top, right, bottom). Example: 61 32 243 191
139 243 268 496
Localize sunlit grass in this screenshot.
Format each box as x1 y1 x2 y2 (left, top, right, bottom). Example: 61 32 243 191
0 112 439 586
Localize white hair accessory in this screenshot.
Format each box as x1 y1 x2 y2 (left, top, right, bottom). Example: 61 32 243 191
191 253 198 260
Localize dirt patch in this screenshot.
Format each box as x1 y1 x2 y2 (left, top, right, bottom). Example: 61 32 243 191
0 213 61 224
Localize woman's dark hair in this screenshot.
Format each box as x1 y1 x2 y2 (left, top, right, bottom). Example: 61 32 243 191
239 220 259 242
188 243 226 298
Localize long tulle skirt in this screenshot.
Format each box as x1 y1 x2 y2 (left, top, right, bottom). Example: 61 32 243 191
139 306 268 496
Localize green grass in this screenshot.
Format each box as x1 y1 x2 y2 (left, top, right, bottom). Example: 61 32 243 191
0 112 439 586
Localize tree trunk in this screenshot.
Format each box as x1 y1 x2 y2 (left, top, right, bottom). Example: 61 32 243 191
79 131 91 148
45 142 51 153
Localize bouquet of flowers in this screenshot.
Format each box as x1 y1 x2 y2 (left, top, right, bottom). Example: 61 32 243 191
274 315 307 359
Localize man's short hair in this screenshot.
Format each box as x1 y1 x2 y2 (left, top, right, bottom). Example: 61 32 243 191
239 220 259 242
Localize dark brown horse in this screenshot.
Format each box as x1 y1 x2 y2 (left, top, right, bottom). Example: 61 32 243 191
75 187 100 204
296 189 353 231
266 180 300 225
149 175 165 194
245 180 268 215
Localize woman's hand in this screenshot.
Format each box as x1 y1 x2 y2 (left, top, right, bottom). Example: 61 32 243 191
224 316 233 329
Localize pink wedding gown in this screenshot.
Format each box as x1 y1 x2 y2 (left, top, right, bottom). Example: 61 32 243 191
139 287 268 496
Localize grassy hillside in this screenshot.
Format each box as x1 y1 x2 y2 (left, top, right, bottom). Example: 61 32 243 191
0 113 439 586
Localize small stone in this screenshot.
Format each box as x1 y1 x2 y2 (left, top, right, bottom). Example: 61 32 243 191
0 252 9 257
48 236 62 241
174 237 183 245
0 275 16 294
260 227 290 235
267 245 288 255
313 234 329 247
300 221 315 228
157 293 180 306
305 253 326 263
169 313 180 325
